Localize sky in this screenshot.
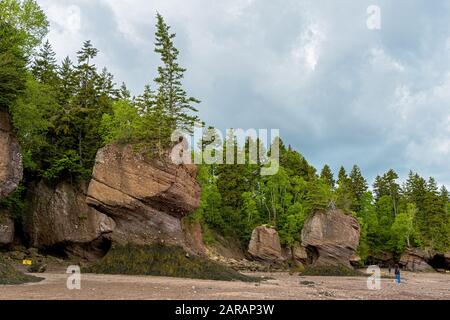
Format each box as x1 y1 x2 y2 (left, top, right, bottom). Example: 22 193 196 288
36 0 450 188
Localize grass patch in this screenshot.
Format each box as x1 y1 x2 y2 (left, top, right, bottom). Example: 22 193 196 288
0 256 43 285
300 265 366 277
83 244 259 282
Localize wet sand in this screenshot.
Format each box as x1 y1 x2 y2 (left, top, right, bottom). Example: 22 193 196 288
1 270 449 300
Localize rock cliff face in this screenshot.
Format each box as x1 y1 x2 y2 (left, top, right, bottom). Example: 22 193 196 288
86 144 202 253
0 209 14 246
24 181 115 259
399 248 434 272
301 209 360 269
248 226 284 262
0 111 22 200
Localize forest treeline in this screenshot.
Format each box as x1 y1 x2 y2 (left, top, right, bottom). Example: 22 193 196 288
1 0 449 262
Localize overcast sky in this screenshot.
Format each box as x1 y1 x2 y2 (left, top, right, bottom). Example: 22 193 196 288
36 0 450 188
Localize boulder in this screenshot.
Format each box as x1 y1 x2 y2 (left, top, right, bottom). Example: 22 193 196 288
86 144 201 253
399 248 434 272
0 209 14 246
301 209 360 268
24 181 115 255
0 111 22 200
248 226 284 262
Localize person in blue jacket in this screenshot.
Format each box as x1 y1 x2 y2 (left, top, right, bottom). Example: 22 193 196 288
394 264 401 284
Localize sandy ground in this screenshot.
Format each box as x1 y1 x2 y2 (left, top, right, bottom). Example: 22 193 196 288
0 270 449 300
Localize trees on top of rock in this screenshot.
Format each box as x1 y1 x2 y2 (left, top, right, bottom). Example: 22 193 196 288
100 14 201 157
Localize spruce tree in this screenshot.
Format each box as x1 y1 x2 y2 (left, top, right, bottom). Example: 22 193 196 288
349 165 368 211
154 13 200 135
320 164 335 189
31 40 58 85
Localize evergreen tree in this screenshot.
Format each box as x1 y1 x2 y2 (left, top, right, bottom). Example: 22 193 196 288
349 165 368 211
57 56 75 106
336 166 355 212
320 164 335 189
154 13 200 135
31 40 58 85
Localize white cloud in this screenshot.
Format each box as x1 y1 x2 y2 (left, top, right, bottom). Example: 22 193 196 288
292 23 326 71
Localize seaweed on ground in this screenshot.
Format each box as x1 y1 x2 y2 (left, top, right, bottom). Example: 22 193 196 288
83 244 259 282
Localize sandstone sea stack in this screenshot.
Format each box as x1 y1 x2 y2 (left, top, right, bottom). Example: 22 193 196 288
301 209 360 269
248 225 284 263
86 144 203 254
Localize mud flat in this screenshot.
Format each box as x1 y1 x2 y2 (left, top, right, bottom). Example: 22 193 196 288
0 270 448 300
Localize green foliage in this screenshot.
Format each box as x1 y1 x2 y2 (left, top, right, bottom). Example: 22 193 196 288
279 203 308 248
320 165 335 189
389 203 416 253
0 255 43 285
83 244 258 282
100 99 140 144
0 183 27 221
0 22 27 111
0 0 48 54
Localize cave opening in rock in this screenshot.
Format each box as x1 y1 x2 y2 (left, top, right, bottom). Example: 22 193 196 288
39 237 113 262
42 242 70 259
305 246 319 265
428 254 449 270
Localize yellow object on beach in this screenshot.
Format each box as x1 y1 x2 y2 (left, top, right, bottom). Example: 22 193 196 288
22 259 32 266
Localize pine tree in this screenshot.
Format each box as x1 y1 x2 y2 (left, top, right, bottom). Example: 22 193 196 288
349 165 368 211
31 40 58 85
320 164 335 189
57 56 75 107
336 166 355 212
117 82 131 101
153 13 200 135
75 40 99 109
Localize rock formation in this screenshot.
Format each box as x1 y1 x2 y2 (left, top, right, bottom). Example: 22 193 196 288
0 209 14 246
86 144 202 253
248 225 284 262
301 209 360 268
24 181 115 259
0 111 22 200
281 245 308 266
399 248 434 272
